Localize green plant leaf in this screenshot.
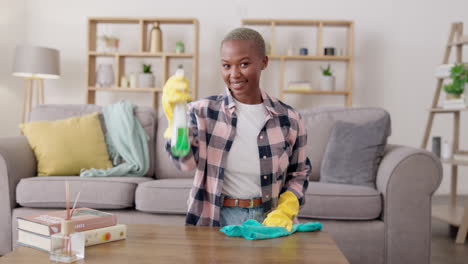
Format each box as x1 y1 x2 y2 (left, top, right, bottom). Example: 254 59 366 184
450 64 465 78
444 82 464 94
143 64 152 74
320 64 332 76
445 64 467 94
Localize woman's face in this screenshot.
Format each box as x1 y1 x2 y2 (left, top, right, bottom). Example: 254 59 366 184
220 39 268 104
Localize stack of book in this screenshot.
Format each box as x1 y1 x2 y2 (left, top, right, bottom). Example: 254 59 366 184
434 64 454 78
453 154 468 161
286 81 313 91
441 98 466 109
17 208 126 252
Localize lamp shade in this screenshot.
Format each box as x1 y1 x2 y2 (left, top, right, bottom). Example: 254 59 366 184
12 45 60 79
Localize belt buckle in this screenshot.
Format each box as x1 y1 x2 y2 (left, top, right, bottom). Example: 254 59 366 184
248 198 254 208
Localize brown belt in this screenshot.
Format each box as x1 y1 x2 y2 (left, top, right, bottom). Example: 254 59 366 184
223 197 263 208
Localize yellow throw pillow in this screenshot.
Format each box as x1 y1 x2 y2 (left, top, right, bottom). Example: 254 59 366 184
20 112 113 176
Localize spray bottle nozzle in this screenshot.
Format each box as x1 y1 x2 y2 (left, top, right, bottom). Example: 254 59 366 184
176 64 184 77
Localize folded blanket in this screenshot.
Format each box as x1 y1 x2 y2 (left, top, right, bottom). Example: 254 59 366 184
220 219 322 240
80 100 149 177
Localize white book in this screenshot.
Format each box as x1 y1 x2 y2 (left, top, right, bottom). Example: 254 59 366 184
287 81 312 91
442 104 466 109
441 99 466 109
17 224 127 252
443 99 464 104
442 103 464 107
435 64 454 78
453 154 468 161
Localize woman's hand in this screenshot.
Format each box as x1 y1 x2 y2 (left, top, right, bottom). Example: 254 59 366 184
262 191 299 232
162 74 192 139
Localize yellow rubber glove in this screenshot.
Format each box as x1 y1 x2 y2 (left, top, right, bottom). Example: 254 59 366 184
262 191 299 232
161 74 192 139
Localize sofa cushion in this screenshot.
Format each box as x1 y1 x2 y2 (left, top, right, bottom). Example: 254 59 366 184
299 107 391 181
299 182 382 220
29 104 157 178
16 176 152 209
20 112 112 176
135 180 382 220
320 113 390 188
135 179 192 214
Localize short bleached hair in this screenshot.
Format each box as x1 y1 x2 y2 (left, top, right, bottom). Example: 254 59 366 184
221 27 266 57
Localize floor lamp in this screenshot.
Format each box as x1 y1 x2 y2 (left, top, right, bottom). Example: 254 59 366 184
12 46 60 123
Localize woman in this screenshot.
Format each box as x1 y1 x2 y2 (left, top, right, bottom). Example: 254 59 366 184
162 27 311 231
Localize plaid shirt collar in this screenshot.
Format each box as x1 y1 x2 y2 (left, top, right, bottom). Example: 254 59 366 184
223 87 280 117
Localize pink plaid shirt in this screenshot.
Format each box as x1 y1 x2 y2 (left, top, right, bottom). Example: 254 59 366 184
166 88 311 226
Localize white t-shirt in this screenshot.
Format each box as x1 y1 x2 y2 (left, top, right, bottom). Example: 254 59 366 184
222 98 267 199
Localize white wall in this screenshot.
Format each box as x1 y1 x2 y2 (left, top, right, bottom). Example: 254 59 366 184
0 0 27 136
1 0 468 194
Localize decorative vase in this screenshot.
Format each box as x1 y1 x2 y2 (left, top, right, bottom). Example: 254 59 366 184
139 73 154 88
320 75 335 91
324 47 335 56
129 73 138 88
95 64 115 88
441 140 452 159
149 22 162 53
120 76 129 88
432 136 441 158
50 220 85 263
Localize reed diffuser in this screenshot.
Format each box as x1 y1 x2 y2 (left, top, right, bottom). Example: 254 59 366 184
50 182 84 263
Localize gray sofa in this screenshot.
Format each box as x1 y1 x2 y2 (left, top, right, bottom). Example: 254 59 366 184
0 104 442 264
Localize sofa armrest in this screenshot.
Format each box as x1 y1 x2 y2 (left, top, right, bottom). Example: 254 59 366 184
376 144 442 264
0 136 36 254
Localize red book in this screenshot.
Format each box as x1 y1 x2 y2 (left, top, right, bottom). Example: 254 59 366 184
17 208 117 236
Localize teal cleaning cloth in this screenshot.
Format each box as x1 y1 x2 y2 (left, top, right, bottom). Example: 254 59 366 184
80 100 150 177
220 219 322 240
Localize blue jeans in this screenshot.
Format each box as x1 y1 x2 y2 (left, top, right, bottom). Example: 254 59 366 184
220 205 265 227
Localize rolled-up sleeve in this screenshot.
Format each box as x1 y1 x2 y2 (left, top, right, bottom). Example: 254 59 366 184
283 113 311 205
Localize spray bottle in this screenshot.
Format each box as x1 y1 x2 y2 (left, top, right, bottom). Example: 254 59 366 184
171 65 190 157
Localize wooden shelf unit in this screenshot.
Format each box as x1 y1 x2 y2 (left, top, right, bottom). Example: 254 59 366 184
283 89 350 95
241 19 354 106
88 87 162 93
421 22 468 244
89 51 195 58
86 17 199 108
268 55 351 61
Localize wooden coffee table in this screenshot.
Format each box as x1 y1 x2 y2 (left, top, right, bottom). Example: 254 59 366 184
0 224 349 263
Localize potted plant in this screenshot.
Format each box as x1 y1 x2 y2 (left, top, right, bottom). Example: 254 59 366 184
320 64 335 91
443 64 467 100
175 41 185 54
139 64 154 88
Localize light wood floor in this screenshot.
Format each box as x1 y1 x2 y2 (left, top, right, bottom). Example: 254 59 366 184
432 195 468 264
